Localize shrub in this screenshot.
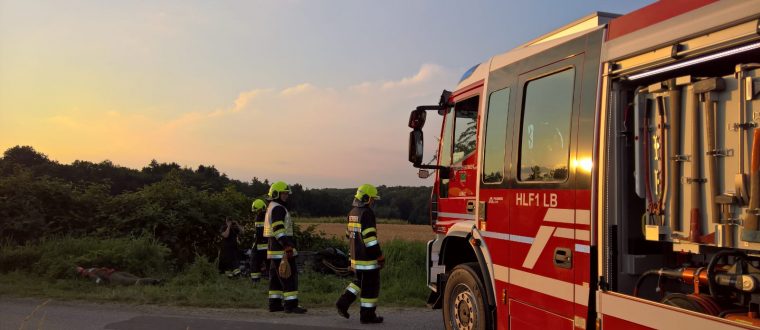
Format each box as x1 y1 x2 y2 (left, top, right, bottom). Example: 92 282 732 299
0 241 43 273
172 255 218 285
0 236 171 279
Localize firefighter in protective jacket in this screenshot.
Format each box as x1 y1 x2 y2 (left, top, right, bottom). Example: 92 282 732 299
335 183 385 324
264 181 307 314
250 199 268 283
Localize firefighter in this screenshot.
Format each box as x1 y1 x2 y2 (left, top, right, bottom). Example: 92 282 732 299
335 183 385 324
250 198 268 283
264 181 307 314
219 217 244 277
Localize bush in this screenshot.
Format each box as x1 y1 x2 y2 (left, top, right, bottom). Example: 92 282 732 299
0 240 43 273
0 236 172 279
172 255 218 285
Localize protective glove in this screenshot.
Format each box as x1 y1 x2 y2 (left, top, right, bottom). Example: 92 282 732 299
278 259 292 279
377 255 386 270
284 246 295 259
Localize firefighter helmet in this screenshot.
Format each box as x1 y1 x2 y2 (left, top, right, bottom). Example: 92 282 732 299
355 183 381 202
268 181 291 199
251 199 266 212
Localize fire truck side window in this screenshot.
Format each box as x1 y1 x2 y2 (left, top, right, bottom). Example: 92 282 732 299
452 97 479 164
518 68 574 182
483 88 510 183
439 106 454 167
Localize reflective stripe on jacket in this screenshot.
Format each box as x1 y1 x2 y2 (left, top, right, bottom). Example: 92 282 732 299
253 211 267 248
264 201 292 238
265 200 297 258
347 205 381 269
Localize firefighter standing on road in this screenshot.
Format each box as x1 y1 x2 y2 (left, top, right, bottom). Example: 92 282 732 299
264 181 307 314
250 199 268 283
335 183 385 324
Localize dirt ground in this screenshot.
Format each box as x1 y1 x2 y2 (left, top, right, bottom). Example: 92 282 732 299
304 223 434 243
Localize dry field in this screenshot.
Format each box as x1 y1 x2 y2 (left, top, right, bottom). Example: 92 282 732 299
303 222 434 243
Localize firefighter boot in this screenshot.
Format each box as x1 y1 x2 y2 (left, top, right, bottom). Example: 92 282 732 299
360 307 383 324
335 293 356 319
268 298 284 312
284 299 307 314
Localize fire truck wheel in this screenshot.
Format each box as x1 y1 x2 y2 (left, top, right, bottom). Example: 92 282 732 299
442 262 489 330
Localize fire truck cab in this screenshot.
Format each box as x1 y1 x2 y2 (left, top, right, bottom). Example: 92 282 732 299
407 1 760 329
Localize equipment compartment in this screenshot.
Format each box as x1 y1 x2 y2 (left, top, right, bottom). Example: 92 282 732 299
631 67 760 249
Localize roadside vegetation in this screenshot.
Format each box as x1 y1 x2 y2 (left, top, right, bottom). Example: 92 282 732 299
0 228 428 308
0 146 432 308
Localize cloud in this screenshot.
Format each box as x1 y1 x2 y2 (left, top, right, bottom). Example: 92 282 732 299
280 83 315 96
350 63 446 93
47 115 82 129
202 63 458 187
232 88 273 113
27 64 459 187
381 63 444 89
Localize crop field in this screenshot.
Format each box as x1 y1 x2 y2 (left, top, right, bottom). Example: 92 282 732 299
295 217 408 224
301 222 434 243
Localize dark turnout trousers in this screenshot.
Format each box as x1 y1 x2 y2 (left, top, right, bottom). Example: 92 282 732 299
250 247 267 281
268 258 299 310
336 269 380 321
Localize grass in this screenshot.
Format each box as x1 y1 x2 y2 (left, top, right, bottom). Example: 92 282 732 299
296 216 410 225
0 237 428 309
0 270 267 308
0 235 172 279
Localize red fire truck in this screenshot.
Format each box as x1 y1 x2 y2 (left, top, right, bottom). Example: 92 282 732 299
407 1 760 329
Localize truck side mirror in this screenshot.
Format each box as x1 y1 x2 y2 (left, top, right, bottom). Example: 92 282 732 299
438 166 450 178
408 109 427 129
418 169 431 179
409 129 424 165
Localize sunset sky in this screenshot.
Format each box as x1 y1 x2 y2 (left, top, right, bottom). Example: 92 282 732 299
0 0 653 188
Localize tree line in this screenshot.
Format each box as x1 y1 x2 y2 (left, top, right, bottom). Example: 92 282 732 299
0 146 431 264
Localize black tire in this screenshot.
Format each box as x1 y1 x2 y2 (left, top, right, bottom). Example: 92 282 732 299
442 262 490 330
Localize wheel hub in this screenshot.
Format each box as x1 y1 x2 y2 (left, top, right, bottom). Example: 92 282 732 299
451 284 476 329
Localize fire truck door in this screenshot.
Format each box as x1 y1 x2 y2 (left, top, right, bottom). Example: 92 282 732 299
437 94 480 224
507 54 584 329
478 84 513 328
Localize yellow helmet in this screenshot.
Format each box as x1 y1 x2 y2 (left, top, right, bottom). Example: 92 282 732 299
268 181 291 199
251 199 266 212
355 183 381 202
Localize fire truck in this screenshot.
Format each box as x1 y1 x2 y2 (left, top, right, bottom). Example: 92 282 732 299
406 1 760 329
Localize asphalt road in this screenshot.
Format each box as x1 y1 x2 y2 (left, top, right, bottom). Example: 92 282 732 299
0 297 443 330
